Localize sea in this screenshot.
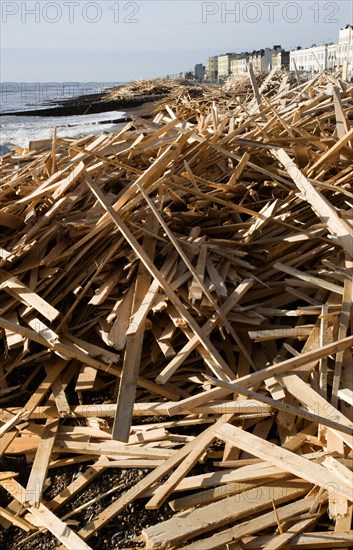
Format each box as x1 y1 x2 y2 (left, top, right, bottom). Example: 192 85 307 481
0 82 126 150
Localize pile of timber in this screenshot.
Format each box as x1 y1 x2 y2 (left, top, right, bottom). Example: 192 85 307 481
224 68 299 97
154 84 226 119
0 69 353 550
154 69 301 120
223 71 266 94
104 77 204 103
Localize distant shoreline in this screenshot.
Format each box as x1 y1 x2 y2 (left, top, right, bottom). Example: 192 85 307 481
0 78 216 118
0 78 221 150
0 92 165 118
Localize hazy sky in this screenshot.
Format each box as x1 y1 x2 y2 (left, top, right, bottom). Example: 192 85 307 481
1 0 352 81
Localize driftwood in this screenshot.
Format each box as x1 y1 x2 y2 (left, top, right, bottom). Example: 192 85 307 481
0 69 352 549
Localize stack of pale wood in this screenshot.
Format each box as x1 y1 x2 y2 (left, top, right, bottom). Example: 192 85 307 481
153 83 226 119
154 69 301 120
104 77 206 103
0 69 352 549
223 69 298 96
223 71 266 94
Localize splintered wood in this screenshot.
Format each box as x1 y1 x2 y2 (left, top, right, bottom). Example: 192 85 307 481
0 71 352 549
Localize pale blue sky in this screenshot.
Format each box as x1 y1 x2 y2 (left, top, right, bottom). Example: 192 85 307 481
1 1 352 81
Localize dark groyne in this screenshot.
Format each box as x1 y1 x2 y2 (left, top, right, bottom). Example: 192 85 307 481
0 93 167 117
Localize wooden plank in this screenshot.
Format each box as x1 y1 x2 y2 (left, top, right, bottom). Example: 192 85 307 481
181 495 317 550
322 456 353 487
48 456 108 511
112 215 158 441
333 86 350 140
143 464 295 497
152 325 175 358
241 531 353 548
274 262 344 295
0 430 19 458
205 255 227 297
262 516 320 550
52 161 85 200
156 280 253 384
0 505 34 531
23 358 68 414
0 269 60 321
248 62 262 113
214 424 352 500
189 244 207 301
338 388 353 406
108 284 135 350
276 373 353 449
272 148 353 259
141 481 308 549
6 399 270 419
335 503 353 531
4 312 26 349
0 210 24 229
249 326 314 342
167 336 353 415
76 365 97 391
319 304 329 399
332 274 353 406
25 418 59 505
228 151 250 185
72 419 228 542
1 478 92 549
52 370 77 418
244 199 281 242
0 410 28 437
308 127 353 173
53 440 174 460
88 268 122 306
169 479 273 512
206 375 352 436
145 415 231 509
97 143 178 226
125 279 159 336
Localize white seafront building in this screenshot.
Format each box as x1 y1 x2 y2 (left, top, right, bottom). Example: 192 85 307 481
290 44 328 73
290 25 353 78
202 25 352 83
337 25 353 78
